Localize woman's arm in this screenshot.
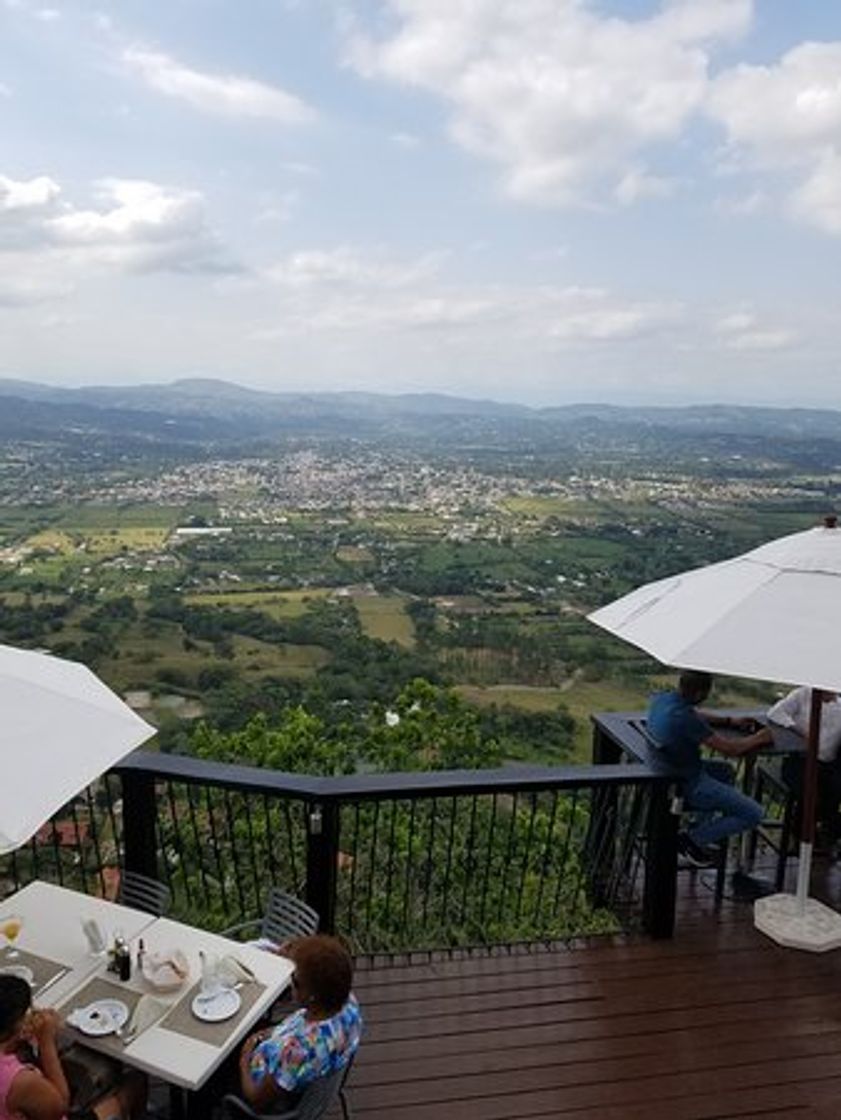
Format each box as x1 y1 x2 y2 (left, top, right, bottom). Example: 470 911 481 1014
6 1069 67 1120
30 1010 70 1112
238 1040 295 1114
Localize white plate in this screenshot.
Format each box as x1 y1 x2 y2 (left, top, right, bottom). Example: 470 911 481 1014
0 965 34 985
68 999 130 1037
191 987 241 1023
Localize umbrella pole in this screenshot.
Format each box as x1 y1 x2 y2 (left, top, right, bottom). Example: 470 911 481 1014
795 689 822 913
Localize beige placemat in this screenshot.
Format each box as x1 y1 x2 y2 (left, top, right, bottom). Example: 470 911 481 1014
0 948 68 998
58 977 145 1057
159 981 266 1048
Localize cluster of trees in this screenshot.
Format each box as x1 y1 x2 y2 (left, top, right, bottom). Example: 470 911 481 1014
0 597 67 642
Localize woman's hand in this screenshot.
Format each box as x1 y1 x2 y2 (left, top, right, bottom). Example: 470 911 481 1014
239 1028 271 1072
29 1010 60 1047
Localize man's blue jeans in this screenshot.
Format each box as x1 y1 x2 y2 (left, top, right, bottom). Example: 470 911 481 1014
684 759 763 847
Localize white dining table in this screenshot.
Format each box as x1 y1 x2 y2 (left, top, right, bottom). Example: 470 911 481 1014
0 880 157 1007
109 916 294 1091
1 881 295 1095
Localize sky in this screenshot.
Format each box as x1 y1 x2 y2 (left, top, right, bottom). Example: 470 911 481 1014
1 0 840 408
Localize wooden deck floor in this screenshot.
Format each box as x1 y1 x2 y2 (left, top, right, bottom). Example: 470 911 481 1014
348 858 841 1119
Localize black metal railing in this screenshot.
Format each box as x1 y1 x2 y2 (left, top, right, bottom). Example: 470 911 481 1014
0 750 677 951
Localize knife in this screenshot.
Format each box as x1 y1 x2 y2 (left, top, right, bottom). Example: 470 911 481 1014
232 957 257 982
34 970 67 1003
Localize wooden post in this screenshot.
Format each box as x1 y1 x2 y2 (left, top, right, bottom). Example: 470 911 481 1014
643 780 678 939
305 800 339 934
586 723 622 905
121 769 158 882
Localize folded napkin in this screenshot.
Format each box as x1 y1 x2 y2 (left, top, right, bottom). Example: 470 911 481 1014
217 955 257 985
125 995 169 1039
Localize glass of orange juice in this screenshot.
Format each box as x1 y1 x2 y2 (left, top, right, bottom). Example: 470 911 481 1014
1 915 23 959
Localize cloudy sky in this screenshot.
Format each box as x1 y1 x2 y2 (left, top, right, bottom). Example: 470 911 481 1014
1 0 840 406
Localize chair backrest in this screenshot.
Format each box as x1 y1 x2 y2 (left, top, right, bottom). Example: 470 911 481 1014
223 1057 353 1120
261 888 319 944
117 870 171 916
293 1062 349 1120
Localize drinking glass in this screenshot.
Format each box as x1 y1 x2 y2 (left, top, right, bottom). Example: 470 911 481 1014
1 915 23 959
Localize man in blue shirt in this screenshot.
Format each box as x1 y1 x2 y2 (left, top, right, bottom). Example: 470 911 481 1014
647 670 771 866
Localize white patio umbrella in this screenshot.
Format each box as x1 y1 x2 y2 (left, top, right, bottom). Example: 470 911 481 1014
587 517 841 951
0 643 155 854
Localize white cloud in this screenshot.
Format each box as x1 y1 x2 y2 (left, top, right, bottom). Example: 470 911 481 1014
391 131 421 149
122 47 315 123
43 178 235 273
266 246 447 289
257 244 678 343
708 42 841 235
715 310 795 351
0 174 60 213
0 82 11 98
614 166 678 206
345 0 753 206
714 189 766 216
0 172 236 308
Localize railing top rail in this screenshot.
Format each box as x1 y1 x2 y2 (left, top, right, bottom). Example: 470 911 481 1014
114 749 666 802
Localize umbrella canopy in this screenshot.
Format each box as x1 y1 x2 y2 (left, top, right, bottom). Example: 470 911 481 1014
588 525 841 695
588 519 841 950
0 644 155 853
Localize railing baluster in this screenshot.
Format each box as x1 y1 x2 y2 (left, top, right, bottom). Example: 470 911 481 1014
439 797 459 936
345 801 362 938
222 789 247 920
204 785 228 915
551 789 579 919
261 795 277 891
49 818 64 888
533 789 561 930
83 786 105 898
382 800 399 936
243 794 261 915
515 793 539 922
28 835 40 885
364 800 380 947
499 791 519 927
478 793 499 931
401 799 417 940
164 780 191 908
150 780 175 901
459 795 479 930
69 799 89 896
186 782 211 906
281 799 299 891
421 798 436 931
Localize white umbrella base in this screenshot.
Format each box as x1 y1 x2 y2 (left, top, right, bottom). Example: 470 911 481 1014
754 892 841 952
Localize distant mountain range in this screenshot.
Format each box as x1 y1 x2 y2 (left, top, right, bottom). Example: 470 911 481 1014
1 376 840 449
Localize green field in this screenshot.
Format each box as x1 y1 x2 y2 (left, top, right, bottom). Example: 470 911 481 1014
353 593 415 647
185 588 332 619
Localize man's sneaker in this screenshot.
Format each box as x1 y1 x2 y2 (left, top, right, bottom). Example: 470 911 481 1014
677 831 719 868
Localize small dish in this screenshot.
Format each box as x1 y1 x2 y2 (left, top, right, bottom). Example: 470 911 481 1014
0 964 34 985
67 999 130 1037
191 987 241 1023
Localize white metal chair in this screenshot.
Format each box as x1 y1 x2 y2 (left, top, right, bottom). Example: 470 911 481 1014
220 887 319 947
222 1055 353 1120
117 870 171 916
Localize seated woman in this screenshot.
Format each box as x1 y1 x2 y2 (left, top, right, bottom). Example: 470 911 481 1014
238 935 362 1114
0 976 145 1120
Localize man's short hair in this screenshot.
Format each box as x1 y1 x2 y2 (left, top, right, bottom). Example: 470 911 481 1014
678 670 713 703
